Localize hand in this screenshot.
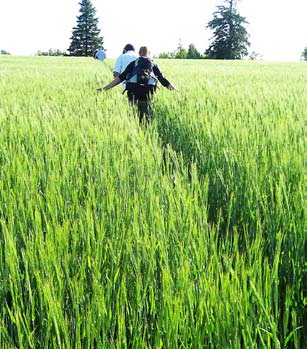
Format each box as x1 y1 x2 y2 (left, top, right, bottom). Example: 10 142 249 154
96 87 102 93
168 84 176 91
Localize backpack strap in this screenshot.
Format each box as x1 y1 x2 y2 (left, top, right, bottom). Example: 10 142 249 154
126 57 157 86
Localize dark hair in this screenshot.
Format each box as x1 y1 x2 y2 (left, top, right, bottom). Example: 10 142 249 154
123 44 135 52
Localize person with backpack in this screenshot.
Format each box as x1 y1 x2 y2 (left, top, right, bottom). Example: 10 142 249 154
98 46 175 123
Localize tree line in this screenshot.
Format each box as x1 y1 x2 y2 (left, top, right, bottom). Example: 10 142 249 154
1 0 307 60
68 0 251 60
66 0 305 60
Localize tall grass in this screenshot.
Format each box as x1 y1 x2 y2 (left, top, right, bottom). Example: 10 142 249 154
0 56 305 348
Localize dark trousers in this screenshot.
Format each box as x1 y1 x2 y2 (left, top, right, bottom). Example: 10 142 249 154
128 96 151 123
126 84 155 123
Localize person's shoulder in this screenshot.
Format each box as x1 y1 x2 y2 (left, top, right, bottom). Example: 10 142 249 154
124 55 137 66
114 54 124 64
152 63 162 74
116 53 124 59
127 60 136 68
124 50 137 56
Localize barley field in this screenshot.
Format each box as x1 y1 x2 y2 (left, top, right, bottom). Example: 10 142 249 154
0 56 305 348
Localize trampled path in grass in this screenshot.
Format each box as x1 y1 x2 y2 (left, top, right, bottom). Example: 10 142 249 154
0 56 305 348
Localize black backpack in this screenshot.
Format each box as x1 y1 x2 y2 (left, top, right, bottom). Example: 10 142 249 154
128 57 156 86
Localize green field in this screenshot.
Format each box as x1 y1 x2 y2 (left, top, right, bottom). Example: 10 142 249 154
0 56 305 348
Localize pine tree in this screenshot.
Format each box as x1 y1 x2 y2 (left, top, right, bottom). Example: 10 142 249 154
205 0 250 59
68 0 104 57
301 47 307 61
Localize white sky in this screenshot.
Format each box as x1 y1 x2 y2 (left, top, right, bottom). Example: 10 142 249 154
0 0 306 61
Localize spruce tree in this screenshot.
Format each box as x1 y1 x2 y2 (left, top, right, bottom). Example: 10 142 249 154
302 47 307 61
68 0 104 57
205 0 250 59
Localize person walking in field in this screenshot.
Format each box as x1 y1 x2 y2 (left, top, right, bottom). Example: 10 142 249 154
93 48 106 61
113 43 138 78
97 46 176 123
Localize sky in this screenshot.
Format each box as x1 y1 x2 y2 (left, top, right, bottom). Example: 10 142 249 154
0 0 306 61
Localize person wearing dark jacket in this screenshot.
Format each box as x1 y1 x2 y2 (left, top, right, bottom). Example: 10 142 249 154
97 46 175 123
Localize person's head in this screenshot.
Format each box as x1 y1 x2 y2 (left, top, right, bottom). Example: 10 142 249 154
123 44 135 53
139 46 150 57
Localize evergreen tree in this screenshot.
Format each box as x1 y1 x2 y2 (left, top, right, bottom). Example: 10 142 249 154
301 47 307 61
205 0 250 59
68 0 104 57
0 49 11 55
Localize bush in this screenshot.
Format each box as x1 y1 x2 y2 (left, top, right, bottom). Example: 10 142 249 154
0 49 11 55
36 49 67 56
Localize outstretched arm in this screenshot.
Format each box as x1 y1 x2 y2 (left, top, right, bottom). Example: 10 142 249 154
103 77 121 90
97 77 121 92
153 65 176 90
97 60 136 92
167 83 176 90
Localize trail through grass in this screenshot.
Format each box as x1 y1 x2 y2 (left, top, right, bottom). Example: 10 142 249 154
0 56 305 348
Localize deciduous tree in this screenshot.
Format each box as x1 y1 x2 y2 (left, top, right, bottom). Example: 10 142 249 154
175 39 187 59
187 44 201 59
